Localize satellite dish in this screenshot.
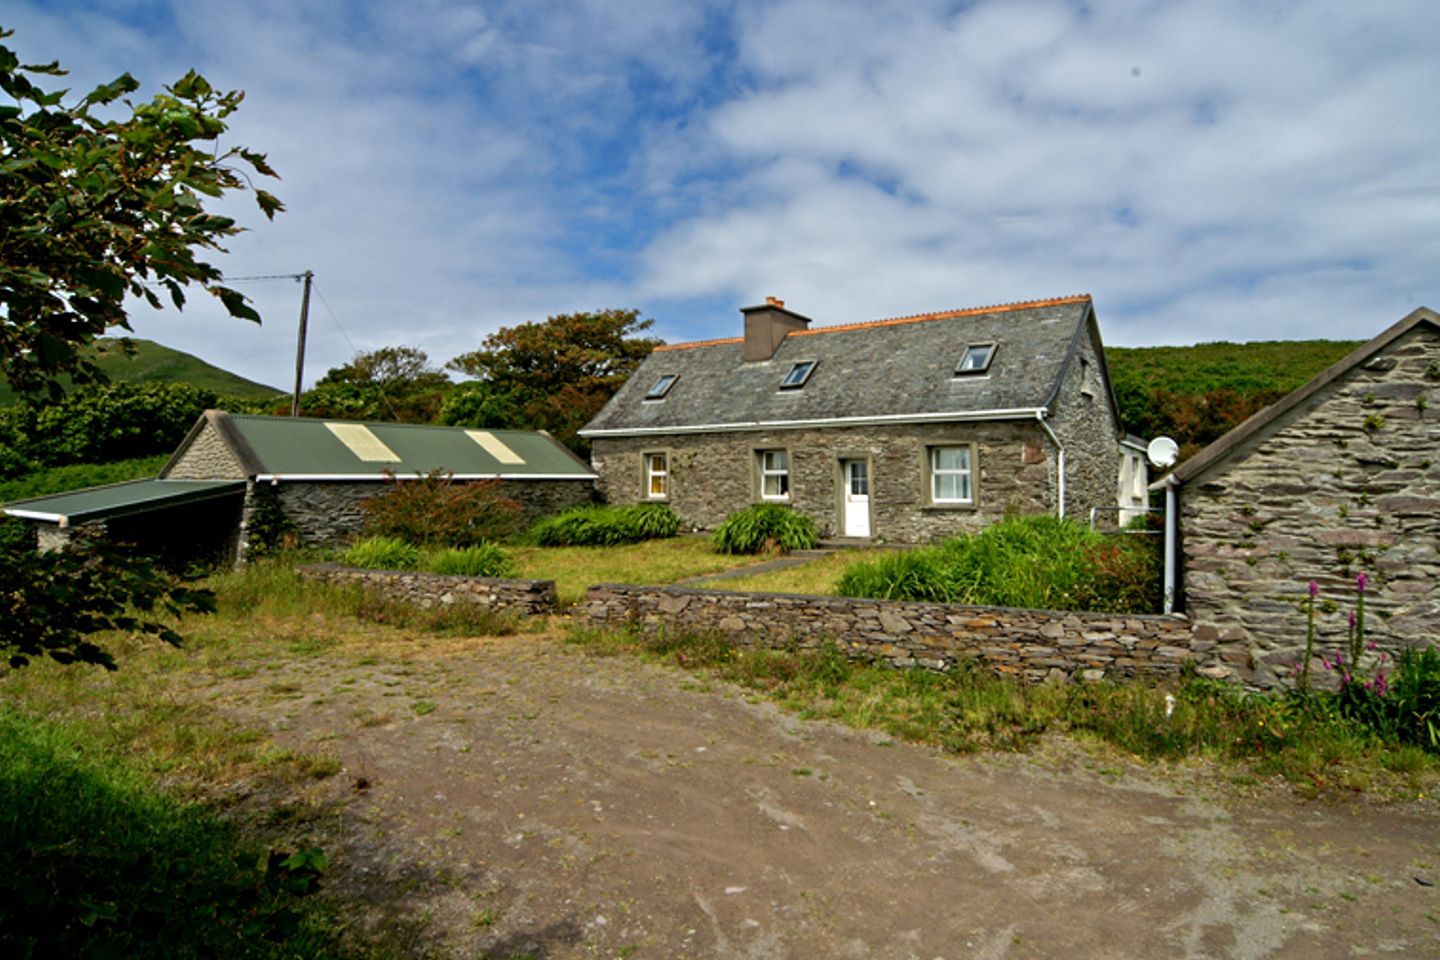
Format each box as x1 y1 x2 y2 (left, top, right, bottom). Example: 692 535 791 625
1146 436 1179 469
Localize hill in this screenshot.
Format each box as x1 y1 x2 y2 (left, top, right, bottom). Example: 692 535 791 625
0 338 283 405
1106 339 1363 458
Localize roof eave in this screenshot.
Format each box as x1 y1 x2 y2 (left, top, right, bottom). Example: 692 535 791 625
581 407 1047 438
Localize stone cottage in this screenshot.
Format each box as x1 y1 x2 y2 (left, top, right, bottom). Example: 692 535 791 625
1157 306 1440 686
4 410 596 563
581 295 1145 542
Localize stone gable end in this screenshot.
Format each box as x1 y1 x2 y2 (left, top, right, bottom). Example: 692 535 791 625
163 421 247 480
1181 323 1440 685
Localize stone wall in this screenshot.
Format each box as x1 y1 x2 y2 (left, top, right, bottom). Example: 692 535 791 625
251 478 595 550
1049 326 1128 523
1180 324 1440 687
163 421 246 479
586 583 1244 684
300 563 558 617
592 420 1055 543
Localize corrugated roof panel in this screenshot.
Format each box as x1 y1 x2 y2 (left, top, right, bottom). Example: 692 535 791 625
223 416 594 479
3 479 245 526
325 422 402 462
466 430 526 465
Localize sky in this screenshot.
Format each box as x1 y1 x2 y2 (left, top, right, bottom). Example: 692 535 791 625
7 0 1439 390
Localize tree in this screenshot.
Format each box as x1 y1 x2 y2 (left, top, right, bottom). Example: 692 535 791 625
0 27 283 399
299 346 452 423
446 309 662 453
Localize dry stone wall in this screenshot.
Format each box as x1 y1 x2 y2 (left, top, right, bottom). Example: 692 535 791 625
1180 324 1440 686
300 563 557 617
586 584 1244 684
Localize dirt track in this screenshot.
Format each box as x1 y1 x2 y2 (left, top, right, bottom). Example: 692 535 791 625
202 633 1440 959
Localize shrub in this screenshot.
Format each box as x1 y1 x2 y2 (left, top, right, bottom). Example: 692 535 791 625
361 471 523 546
530 502 681 547
1334 647 1440 753
836 515 1160 614
424 543 515 578
712 503 818 555
342 536 420 571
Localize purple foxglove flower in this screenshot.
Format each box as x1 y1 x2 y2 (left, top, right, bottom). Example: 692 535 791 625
1356 572 1368 593
1308 580 1319 598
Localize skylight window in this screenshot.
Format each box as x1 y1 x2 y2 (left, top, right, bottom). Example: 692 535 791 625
780 360 817 389
644 374 678 400
954 343 996 376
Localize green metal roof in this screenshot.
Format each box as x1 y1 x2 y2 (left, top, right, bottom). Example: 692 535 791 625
3 479 244 527
225 415 595 480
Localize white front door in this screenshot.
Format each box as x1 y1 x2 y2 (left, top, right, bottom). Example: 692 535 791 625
842 460 870 538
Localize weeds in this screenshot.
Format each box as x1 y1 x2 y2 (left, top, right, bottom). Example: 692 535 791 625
567 625 1438 795
530 502 681 546
712 503 818 555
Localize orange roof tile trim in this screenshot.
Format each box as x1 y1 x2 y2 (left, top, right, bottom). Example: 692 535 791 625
652 294 1092 352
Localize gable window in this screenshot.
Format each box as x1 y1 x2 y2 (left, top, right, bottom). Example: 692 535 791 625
954 343 995 376
645 452 669 499
758 449 790 499
779 361 817 389
644 374 678 400
929 445 974 504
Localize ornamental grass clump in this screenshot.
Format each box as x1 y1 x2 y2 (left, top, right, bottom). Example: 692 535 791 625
424 543 514 578
342 536 420 571
530 502 682 547
711 503 819 555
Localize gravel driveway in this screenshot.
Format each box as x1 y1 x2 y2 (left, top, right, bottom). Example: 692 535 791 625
202 632 1439 960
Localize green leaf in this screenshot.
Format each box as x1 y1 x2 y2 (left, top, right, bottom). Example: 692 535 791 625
215 286 261 323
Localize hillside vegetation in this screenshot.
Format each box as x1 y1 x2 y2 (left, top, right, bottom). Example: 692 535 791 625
1107 339 1361 458
0 339 282 406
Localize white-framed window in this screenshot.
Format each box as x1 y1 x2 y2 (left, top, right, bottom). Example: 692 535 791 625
954 343 996 376
758 449 790 499
645 452 668 499
929 445 974 504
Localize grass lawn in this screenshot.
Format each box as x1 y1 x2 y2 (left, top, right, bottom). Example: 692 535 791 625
510 534 761 602
712 548 904 596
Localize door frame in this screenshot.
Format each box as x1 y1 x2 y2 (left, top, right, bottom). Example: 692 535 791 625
837 456 872 539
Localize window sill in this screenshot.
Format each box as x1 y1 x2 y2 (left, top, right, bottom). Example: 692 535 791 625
921 502 977 512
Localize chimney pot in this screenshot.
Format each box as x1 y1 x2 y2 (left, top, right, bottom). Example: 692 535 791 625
766 296 785 308
740 298 810 361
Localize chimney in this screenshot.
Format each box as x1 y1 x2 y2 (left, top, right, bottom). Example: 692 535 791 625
740 296 811 361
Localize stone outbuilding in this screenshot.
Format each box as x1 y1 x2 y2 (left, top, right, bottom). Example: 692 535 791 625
581 294 1146 542
4 411 596 563
1158 307 1440 685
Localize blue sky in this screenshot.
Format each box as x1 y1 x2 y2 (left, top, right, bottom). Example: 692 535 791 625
7 1 1439 389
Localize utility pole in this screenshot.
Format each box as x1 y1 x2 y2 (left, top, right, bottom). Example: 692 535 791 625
290 270 314 417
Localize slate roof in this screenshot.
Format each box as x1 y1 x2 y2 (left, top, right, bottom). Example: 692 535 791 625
3 479 244 527
1164 306 1440 487
165 411 596 481
582 295 1102 436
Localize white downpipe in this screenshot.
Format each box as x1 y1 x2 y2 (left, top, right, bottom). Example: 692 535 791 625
1163 477 1178 614
1035 412 1065 519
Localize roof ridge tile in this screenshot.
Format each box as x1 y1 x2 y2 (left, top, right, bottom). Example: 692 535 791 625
652 294 1090 352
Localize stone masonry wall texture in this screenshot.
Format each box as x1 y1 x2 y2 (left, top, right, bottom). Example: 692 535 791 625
1050 329 1125 523
300 564 557 617
1182 325 1440 686
164 422 246 480
593 421 1055 543
586 583 1245 684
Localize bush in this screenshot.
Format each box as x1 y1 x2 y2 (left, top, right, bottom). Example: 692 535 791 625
1335 647 1440 753
361 471 523 546
530 502 681 547
342 536 420 571
836 515 1160 614
424 543 514 578
712 503 818 555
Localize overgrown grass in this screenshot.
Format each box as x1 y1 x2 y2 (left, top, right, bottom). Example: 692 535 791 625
426 542 515 578
0 453 170 502
566 626 1438 798
0 707 345 959
530 502 681 546
837 515 1160 613
511 535 759 602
